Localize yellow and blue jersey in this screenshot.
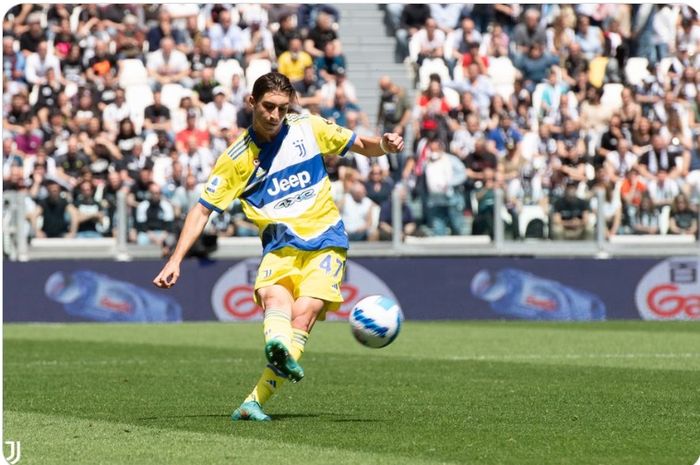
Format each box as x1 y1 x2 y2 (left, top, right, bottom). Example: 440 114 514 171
199 113 356 254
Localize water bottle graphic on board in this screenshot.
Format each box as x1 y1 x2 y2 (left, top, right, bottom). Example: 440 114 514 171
45 270 183 322
470 268 606 321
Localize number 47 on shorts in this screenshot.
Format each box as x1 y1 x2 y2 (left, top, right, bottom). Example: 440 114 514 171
319 255 343 277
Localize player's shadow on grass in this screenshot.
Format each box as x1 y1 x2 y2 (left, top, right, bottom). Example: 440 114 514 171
273 413 384 423
137 414 229 421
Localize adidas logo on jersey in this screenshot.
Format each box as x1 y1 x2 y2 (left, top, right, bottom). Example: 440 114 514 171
267 171 311 196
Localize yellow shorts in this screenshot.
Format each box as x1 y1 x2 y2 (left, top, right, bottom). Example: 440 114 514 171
254 247 347 318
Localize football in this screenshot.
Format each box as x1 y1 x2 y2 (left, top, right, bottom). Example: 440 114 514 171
349 295 403 348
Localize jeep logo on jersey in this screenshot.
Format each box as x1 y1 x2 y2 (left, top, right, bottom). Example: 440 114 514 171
274 189 315 209
267 171 311 196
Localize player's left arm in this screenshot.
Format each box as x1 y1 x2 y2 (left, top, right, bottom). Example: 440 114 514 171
351 133 404 158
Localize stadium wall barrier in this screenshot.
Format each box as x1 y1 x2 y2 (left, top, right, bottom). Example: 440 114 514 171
4 257 699 323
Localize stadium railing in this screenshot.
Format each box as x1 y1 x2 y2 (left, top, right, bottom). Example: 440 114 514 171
4 188 699 261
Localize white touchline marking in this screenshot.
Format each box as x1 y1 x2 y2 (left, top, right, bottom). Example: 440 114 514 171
446 353 700 361
5 357 245 367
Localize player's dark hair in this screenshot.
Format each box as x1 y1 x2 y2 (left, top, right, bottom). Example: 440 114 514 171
251 72 296 102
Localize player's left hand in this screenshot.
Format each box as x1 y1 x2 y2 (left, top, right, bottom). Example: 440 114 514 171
382 133 404 153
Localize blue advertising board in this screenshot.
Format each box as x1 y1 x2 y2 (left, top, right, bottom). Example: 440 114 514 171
3 257 699 322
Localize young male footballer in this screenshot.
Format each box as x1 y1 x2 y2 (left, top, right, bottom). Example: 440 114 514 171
153 72 404 421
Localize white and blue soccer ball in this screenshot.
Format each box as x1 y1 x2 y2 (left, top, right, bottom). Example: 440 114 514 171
349 295 403 348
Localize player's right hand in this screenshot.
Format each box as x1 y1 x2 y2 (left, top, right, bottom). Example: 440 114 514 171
153 260 180 289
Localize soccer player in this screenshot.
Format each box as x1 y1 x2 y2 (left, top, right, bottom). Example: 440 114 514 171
153 72 404 421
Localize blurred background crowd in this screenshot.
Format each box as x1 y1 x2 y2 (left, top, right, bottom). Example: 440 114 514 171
3 4 699 254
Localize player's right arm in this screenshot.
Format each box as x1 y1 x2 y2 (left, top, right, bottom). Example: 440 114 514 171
153 202 212 288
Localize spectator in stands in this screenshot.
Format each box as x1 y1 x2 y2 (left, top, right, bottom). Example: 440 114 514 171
562 42 589 86
14 118 42 157
471 167 499 238
320 68 357 108
143 90 172 136
321 88 360 128
116 14 145 60
513 43 559 93
488 112 522 158
447 18 483 72
647 169 680 207
629 192 660 235
668 193 698 236
605 138 638 182
3 36 26 85
377 76 411 138
102 88 131 138
377 183 416 241
411 17 446 67
551 182 592 240
339 181 376 241
146 10 185 53
546 13 575 56
450 113 483 160
638 134 680 181
170 172 200 218
203 86 238 138
19 12 46 54
73 179 104 238
393 4 431 61
115 118 140 159
85 40 117 89
590 181 622 239
192 66 219 104
30 180 78 238
24 40 62 88
480 22 509 58
188 37 219 80
175 110 210 151
314 42 346 84
226 73 246 111
512 9 547 56
277 36 313 83
273 13 298 57
364 164 394 206
580 85 615 142
305 11 340 59
100 170 127 237
424 138 466 236
291 65 321 111
178 134 214 183
451 63 494 115
134 183 175 254
575 15 604 60
241 14 275 66
146 37 192 89
429 4 464 32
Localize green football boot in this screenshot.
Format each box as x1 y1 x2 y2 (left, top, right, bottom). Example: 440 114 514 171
264 339 304 382
231 401 271 422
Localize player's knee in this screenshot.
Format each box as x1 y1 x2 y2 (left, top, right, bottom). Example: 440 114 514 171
257 285 293 310
291 298 324 332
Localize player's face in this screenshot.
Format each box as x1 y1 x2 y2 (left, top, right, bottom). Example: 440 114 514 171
251 91 290 140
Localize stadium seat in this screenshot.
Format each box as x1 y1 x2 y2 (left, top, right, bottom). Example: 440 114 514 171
214 59 244 90
124 84 154 125
418 59 450 90
518 205 549 239
245 59 272 93
443 87 460 108
602 83 624 110
487 57 516 100
160 83 187 115
624 57 649 86
118 59 148 88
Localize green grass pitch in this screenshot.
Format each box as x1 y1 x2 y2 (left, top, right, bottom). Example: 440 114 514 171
4 321 700 465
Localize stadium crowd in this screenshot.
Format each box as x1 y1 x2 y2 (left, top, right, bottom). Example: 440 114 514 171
3 4 699 252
